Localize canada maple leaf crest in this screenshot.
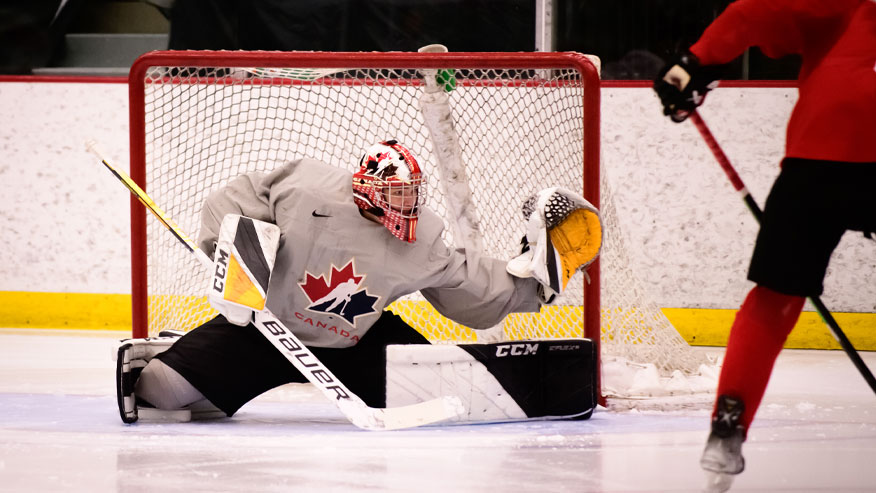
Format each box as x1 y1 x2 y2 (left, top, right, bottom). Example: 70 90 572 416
298 259 380 326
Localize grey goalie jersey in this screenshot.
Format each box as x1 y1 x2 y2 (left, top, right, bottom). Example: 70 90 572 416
198 158 541 348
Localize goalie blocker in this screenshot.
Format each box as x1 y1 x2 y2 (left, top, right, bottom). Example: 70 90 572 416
209 214 281 326
387 338 597 423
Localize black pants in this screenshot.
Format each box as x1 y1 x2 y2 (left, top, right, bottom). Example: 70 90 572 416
155 311 429 416
748 158 876 297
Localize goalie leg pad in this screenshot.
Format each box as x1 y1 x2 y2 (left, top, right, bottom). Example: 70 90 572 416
115 336 225 423
507 187 602 302
114 335 180 423
386 339 597 424
136 359 207 410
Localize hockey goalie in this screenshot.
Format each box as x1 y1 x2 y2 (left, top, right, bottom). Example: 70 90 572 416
116 140 602 426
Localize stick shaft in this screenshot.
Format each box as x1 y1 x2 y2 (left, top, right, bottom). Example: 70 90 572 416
87 141 212 266
689 112 763 222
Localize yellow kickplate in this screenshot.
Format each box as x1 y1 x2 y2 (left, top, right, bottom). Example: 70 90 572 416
663 307 876 350
3 290 872 351
0 291 131 331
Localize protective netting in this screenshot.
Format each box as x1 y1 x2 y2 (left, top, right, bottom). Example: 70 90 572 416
130 52 711 398
600 177 714 388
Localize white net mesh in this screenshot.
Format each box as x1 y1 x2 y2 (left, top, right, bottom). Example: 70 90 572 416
599 178 715 399
130 52 712 399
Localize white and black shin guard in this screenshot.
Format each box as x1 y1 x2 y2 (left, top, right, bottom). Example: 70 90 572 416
386 339 597 423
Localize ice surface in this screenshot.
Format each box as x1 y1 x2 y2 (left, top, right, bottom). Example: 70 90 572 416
1 329 874 492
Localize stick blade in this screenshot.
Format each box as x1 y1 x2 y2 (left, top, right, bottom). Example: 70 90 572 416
341 395 464 431
84 139 105 159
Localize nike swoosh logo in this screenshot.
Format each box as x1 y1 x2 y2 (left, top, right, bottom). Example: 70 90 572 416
312 211 331 218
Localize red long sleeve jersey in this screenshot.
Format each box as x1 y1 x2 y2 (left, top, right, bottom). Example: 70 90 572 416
691 0 876 163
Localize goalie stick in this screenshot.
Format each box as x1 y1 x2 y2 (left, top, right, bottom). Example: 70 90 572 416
417 44 484 254
86 140 464 430
689 111 876 396
417 45 512 344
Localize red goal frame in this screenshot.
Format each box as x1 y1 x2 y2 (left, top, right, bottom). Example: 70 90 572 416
127 50 601 379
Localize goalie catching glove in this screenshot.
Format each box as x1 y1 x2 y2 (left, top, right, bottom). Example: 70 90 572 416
506 187 602 303
208 214 281 326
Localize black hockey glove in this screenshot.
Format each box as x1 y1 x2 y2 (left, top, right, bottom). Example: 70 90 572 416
654 51 720 123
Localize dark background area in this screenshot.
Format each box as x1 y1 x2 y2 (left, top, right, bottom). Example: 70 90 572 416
1 0 801 79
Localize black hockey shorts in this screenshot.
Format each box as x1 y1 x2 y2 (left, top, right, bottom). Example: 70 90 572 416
154 311 429 416
748 158 876 297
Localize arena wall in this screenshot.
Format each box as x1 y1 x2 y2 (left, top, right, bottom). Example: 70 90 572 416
1 79 872 347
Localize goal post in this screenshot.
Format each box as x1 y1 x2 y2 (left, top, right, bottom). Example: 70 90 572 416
128 50 708 403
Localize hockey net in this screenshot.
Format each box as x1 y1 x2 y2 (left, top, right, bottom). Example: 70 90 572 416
128 51 713 401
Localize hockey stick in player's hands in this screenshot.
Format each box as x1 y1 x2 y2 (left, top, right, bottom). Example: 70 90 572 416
689 111 876 396
86 139 464 430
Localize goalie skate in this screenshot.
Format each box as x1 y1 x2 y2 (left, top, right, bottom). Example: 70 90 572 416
507 187 602 301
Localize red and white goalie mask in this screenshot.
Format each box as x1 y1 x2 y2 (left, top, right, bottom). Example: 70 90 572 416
352 140 425 242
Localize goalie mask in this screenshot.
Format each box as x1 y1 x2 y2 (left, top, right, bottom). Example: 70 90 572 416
352 140 425 242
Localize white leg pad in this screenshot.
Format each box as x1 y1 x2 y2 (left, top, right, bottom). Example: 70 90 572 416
386 345 527 423
136 359 206 410
386 339 597 424
114 335 226 423
115 336 180 424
